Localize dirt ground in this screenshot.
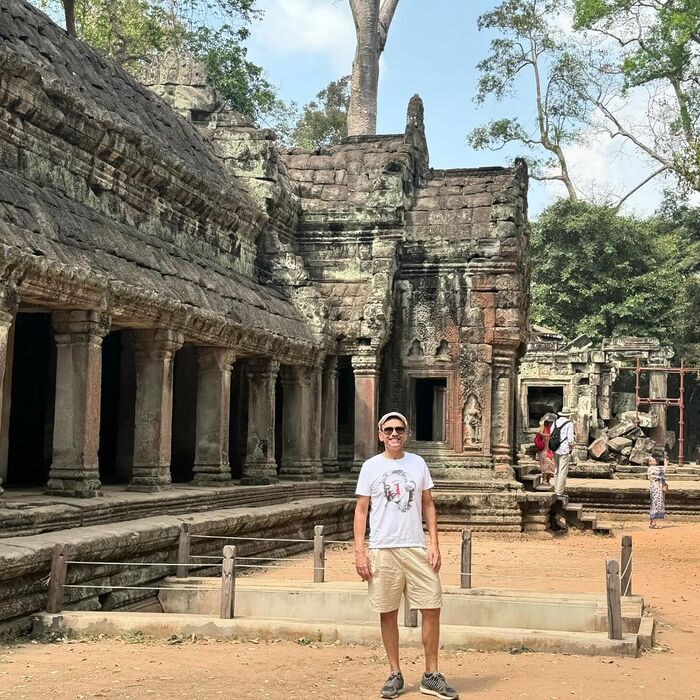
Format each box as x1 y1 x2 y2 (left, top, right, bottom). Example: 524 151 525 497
1 520 699 700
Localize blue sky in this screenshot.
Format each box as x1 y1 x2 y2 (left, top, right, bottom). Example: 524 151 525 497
247 0 673 218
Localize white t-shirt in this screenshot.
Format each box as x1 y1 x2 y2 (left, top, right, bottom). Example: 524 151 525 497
553 416 574 455
355 451 434 549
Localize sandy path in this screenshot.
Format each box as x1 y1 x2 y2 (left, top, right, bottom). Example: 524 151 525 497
1 520 699 700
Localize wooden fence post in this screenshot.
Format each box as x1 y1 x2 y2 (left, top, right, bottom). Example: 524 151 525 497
313 524 325 583
460 529 472 590
220 545 236 620
177 523 191 578
46 544 67 614
403 598 418 628
606 559 623 640
620 536 632 597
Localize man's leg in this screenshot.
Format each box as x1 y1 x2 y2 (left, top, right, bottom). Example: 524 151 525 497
380 609 401 672
420 608 440 673
555 453 570 496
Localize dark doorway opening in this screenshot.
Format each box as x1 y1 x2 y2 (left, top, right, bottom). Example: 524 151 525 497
7 312 55 486
274 375 283 471
98 330 122 483
171 346 197 483
415 378 447 442
337 357 354 467
527 386 563 427
229 362 247 479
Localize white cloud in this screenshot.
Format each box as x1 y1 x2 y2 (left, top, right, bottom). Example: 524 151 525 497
252 0 356 72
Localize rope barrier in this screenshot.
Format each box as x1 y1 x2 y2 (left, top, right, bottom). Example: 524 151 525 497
190 535 313 543
62 584 209 592
66 561 182 568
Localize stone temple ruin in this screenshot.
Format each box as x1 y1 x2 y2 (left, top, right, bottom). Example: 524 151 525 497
517 328 677 477
0 1 528 505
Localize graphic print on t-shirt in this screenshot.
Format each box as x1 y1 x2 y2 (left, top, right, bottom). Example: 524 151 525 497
382 469 416 512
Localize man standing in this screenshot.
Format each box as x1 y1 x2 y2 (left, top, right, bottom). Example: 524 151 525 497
354 411 459 700
553 408 575 497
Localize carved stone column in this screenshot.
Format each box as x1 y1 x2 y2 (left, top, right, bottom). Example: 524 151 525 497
128 329 184 492
279 365 307 480
321 356 339 476
193 347 237 485
649 367 668 447
351 351 379 472
46 310 110 497
490 347 517 479
242 358 279 485
0 289 17 496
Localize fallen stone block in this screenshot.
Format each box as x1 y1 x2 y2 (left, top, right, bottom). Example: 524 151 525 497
590 427 609 441
629 448 652 465
588 438 609 460
634 437 655 452
609 437 634 453
621 446 632 457
619 411 659 429
608 422 636 439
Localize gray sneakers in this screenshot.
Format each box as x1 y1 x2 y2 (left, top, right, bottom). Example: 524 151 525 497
380 671 405 698
420 672 459 700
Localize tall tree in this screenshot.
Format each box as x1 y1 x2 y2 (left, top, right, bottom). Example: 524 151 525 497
37 0 278 121
468 0 587 201
291 76 350 148
573 0 700 192
347 0 400 136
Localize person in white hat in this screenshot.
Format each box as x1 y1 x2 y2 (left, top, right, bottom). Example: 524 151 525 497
354 411 458 700
552 407 575 497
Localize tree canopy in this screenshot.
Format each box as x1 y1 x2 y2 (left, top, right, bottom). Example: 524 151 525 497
290 76 350 149
37 0 278 120
530 199 687 346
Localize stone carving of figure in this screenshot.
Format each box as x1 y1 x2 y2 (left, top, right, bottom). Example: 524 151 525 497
407 339 423 358
462 394 482 447
436 339 450 361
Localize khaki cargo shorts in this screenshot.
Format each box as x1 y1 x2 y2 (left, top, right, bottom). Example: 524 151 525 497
367 547 442 613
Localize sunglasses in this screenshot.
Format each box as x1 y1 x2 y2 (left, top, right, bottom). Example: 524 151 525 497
381 426 406 435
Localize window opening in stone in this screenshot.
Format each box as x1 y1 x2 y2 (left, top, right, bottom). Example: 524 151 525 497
6 312 54 486
274 375 283 471
527 386 563 427
337 357 354 467
415 378 447 442
170 346 197 483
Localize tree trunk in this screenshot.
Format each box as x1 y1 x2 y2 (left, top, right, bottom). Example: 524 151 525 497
62 0 76 36
347 0 400 136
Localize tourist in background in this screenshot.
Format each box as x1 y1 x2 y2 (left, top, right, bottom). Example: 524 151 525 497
648 455 668 528
552 408 575 497
533 413 556 486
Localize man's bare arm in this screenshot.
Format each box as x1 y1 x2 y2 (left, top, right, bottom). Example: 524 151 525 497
354 496 371 580
422 489 441 572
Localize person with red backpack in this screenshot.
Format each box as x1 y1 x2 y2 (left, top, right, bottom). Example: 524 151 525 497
533 414 556 485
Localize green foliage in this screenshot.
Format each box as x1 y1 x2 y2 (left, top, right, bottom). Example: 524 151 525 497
36 0 278 121
290 76 350 149
573 0 700 191
530 199 687 347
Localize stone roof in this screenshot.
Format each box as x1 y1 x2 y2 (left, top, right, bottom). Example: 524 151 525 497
0 169 315 350
0 0 228 189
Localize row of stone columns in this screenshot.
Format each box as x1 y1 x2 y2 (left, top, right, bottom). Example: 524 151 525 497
0 302 363 496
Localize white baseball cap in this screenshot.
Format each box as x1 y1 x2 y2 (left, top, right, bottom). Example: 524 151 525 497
378 411 408 430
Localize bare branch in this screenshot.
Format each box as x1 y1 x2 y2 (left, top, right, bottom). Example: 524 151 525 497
614 166 669 210
378 0 400 51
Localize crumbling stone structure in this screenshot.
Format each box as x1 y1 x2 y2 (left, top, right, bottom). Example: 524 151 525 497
517 327 673 473
0 1 529 507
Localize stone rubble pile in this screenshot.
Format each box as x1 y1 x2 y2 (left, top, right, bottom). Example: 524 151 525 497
587 410 669 467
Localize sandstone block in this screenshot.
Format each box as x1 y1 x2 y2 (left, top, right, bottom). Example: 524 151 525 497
629 448 652 465
608 421 636 439
588 438 609 460
619 410 659 428
608 436 633 453
634 437 656 452
621 446 632 457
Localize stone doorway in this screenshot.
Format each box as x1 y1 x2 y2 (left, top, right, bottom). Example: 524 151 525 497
414 377 447 442
526 386 563 427
5 311 55 487
171 346 197 483
337 357 354 468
